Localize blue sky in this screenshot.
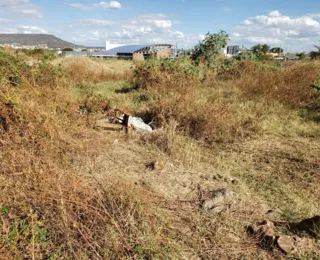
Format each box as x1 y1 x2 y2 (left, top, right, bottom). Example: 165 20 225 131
0 0 320 51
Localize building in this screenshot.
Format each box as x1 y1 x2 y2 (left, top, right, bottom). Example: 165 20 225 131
223 45 240 58
91 44 176 61
105 41 125 51
58 51 89 58
285 53 299 61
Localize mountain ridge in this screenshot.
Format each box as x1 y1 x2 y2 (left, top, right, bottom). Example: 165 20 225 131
0 34 83 49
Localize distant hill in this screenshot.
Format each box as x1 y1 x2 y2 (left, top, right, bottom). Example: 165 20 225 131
0 34 83 49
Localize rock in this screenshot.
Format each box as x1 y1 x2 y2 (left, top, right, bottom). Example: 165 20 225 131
248 220 277 247
146 160 165 171
277 235 296 254
223 176 238 184
199 188 234 213
247 218 319 254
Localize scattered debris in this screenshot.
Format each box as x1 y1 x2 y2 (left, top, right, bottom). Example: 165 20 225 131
95 119 123 131
95 108 153 133
146 160 165 171
277 235 316 254
247 220 277 247
247 217 320 255
119 115 152 133
198 187 234 212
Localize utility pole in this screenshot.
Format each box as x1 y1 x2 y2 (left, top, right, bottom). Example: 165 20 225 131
284 31 289 62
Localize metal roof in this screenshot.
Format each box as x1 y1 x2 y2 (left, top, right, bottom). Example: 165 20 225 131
106 45 149 55
90 44 174 57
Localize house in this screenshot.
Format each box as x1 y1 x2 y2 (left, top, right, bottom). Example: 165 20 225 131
91 44 176 61
223 45 240 58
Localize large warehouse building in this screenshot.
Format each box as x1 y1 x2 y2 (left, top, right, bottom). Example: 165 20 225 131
91 44 176 61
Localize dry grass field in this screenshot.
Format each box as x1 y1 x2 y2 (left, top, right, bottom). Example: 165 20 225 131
0 49 319 259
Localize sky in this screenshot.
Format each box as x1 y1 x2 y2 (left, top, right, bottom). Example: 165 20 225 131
0 0 320 52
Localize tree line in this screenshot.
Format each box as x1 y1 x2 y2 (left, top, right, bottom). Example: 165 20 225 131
181 32 320 61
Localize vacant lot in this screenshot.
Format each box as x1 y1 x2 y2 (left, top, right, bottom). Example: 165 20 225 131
0 50 319 259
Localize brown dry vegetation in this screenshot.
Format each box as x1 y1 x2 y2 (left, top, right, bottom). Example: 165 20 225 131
0 49 319 259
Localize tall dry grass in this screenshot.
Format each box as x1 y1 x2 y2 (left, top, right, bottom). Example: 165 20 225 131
0 49 178 259
58 57 132 83
1 49 319 259
133 58 319 145
219 60 320 109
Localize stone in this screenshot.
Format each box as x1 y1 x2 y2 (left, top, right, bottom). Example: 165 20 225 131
277 235 296 254
199 188 234 213
249 220 277 247
146 160 165 171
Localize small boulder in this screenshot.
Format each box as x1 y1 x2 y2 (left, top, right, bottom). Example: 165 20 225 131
199 188 234 213
248 220 276 247
146 160 165 171
277 235 296 254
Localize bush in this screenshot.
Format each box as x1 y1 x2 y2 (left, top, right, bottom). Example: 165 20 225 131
18 49 57 61
0 48 30 86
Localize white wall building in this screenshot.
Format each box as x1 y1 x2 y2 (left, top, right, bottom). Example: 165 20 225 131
105 41 125 51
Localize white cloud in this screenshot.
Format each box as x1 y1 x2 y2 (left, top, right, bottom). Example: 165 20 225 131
0 24 48 34
63 13 200 48
70 1 122 10
0 0 43 18
18 25 48 34
146 19 172 29
69 3 88 10
84 19 115 26
0 0 29 7
20 9 43 18
242 19 252 26
95 1 121 9
246 36 282 44
0 18 12 22
233 10 320 51
268 10 281 17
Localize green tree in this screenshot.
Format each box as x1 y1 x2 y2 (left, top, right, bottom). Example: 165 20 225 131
310 42 320 60
261 44 270 54
270 47 284 53
251 44 262 54
251 44 271 59
191 30 229 67
62 47 73 52
296 52 306 60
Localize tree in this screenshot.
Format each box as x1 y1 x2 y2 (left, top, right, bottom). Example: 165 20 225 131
310 42 320 60
251 44 271 59
261 44 270 54
270 47 284 54
62 47 73 52
296 52 306 60
191 30 229 67
251 44 262 54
